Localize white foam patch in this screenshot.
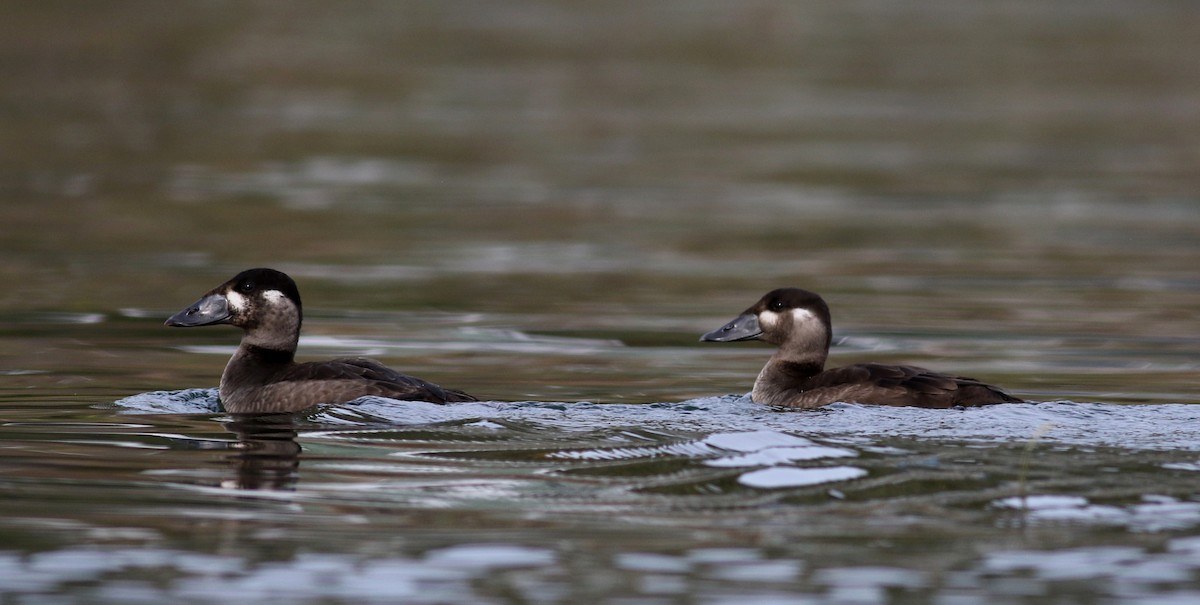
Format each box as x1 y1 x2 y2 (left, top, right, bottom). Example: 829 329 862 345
738 465 867 489
704 430 814 452
1162 460 1200 471
423 544 556 569
614 553 691 573
992 495 1090 510
989 494 1200 531
706 445 857 467
703 431 857 468
982 547 1151 581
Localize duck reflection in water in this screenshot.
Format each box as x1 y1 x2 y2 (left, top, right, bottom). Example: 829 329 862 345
222 413 302 491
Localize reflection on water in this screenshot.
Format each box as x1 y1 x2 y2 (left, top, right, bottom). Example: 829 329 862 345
4 538 1200 603
2 1 1200 603
223 414 302 491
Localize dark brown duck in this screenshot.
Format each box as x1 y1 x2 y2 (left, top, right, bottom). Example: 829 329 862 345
166 268 475 413
701 288 1023 409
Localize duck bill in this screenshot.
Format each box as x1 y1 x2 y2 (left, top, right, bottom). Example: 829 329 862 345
165 293 231 327
700 313 762 342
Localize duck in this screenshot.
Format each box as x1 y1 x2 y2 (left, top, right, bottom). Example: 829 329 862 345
165 268 476 413
700 288 1023 408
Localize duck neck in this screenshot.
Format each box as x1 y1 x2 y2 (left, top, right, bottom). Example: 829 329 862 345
219 341 296 407
751 349 826 406
238 344 296 366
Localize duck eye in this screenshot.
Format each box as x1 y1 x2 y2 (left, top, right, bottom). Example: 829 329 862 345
238 281 254 293
770 300 785 311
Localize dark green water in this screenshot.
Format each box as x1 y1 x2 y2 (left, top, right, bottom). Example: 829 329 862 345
2 2 1199 602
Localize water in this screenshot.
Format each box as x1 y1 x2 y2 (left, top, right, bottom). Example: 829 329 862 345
9 396 1200 603
3 2 1200 603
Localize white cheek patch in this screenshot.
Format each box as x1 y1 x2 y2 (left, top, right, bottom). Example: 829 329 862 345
225 290 247 312
759 310 781 329
262 290 286 303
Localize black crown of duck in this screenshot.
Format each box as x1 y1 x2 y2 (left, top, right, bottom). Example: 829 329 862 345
166 268 475 413
701 288 1023 408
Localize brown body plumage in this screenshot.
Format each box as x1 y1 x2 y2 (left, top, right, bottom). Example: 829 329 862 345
167 268 475 413
701 288 1023 409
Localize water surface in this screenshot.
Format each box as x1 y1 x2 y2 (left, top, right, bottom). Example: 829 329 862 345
2 2 1199 603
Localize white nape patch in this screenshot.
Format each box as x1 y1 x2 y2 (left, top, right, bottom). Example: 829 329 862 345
225 290 247 312
791 308 817 324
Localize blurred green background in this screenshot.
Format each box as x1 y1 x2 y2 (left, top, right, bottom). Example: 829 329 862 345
0 1 1197 403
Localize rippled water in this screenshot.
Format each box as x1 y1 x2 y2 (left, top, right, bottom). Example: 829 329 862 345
7 392 1200 602
3 1 1200 603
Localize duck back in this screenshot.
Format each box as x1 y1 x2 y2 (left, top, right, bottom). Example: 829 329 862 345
773 363 1022 409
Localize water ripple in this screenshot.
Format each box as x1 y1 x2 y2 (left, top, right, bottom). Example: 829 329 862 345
111 391 1200 452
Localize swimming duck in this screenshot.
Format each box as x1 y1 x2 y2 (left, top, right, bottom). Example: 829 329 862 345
701 288 1022 408
166 268 476 413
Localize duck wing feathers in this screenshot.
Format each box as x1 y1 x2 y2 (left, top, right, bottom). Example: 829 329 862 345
278 358 477 404
796 363 1021 408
